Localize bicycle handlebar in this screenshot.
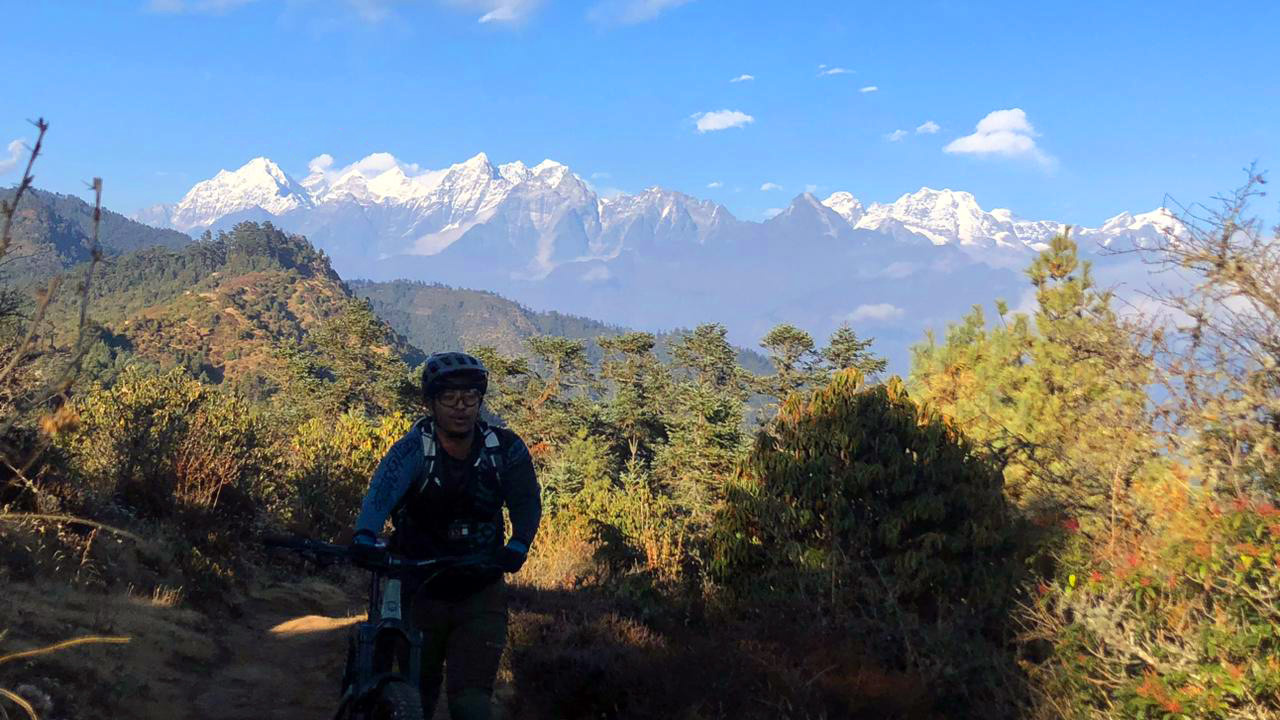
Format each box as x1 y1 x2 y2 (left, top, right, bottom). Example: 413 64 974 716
262 535 497 575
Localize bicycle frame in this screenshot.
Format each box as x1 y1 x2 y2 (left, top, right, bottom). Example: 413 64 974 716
334 572 423 720
262 536 497 720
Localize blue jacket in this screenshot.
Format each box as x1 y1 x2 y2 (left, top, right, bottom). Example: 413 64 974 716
355 418 541 555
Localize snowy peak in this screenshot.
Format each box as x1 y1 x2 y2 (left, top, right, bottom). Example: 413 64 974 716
856 187 1007 247
813 185 1181 253
303 152 448 205
1099 207 1180 235
598 186 733 247
1081 207 1183 249
144 152 1184 279
768 193 853 240
169 156 311 231
821 191 865 225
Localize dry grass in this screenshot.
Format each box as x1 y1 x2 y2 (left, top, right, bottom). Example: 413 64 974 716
0 581 217 717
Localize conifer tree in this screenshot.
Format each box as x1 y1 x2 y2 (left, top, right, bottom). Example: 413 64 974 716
653 324 751 519
910 231 1156 534
597 332 670 466
821 323 887 379
758 323 822 403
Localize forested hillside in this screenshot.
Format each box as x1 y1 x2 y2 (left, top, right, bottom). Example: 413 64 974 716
351 278 773 374
30 222 422 400
0 187 189 277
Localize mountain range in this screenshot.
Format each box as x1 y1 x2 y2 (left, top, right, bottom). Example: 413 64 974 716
134 153 1182 371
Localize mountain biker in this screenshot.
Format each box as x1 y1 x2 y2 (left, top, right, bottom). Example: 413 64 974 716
351 351 541 720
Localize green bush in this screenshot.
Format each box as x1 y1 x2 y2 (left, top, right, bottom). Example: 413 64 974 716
60 366 273 522
280 410 412 539
713 370 1026 714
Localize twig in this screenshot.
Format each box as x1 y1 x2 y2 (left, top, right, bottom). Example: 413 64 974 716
0 118 47 263
0 635 131 666
0 513 143 543
0 688 38 720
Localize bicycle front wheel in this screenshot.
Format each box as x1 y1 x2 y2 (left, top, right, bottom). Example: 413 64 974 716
370 680 424 720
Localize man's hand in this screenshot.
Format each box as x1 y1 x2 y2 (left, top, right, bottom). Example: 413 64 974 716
493 540 529 573
349 529 382 565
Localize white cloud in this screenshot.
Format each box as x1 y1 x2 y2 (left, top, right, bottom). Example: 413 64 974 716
804 184 819 193
591 171 611 179
307 153 335 174
303 152 427 187
859 85 878 93
916 120 940 134
760 182 783 191
880 261 917 279
842 303 905 323
707 180 723 189
0 139 24 175
763 208 784 219
587 0 694 25
692 109 754 133
729 74 755 83
944 108 1055 168
886 129 907 142
817 65 853 77
449 0 544 23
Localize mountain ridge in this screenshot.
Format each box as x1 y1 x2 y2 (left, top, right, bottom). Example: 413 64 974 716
131 153 1183 374
137 152 1180 261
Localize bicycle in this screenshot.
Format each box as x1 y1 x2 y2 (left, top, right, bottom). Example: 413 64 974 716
263 535 500 720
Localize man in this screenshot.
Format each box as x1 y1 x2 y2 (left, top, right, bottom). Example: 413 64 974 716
352 351 541 720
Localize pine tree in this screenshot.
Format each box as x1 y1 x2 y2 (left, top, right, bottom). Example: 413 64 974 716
656 324 750 520
758 323 822 404
910 231 1156 535
598 332 670 466
821 323 887 379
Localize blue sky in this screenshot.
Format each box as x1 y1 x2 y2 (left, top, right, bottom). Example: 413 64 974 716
3 0 1277 225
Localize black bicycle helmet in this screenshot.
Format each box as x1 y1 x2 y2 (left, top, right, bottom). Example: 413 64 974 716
422 351 489 398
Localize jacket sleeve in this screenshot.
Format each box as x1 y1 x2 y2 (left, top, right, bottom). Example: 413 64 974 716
501 433 542 552
354 429 423 537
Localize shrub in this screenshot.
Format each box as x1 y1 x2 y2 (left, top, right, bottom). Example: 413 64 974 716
61 366 205 516
1025 486 1280 718
713 370 1026 715
280 410 412 539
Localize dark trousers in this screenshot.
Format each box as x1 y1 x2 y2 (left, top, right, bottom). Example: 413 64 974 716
410 580 508 720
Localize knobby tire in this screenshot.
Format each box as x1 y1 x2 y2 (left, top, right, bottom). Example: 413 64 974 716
370 680 424 720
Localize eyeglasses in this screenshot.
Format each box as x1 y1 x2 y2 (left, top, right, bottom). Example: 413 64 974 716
435 388 484 409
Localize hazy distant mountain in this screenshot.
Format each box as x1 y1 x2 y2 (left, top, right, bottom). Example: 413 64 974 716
1 187 189 277
135 153 1182 372
831 186 1182 257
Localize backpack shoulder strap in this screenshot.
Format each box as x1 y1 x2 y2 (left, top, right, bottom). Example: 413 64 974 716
391 417 437 525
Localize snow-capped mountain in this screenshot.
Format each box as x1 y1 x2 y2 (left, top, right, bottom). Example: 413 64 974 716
830 187 1057 250
141 153 1180 270
166 157 312 230
822 191 865 226
136 152 1184 373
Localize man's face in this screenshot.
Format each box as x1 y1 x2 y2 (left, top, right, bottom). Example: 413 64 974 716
428 380 484 436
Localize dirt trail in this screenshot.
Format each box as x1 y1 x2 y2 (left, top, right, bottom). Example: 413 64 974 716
189 578 360 720
2 577 507 719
